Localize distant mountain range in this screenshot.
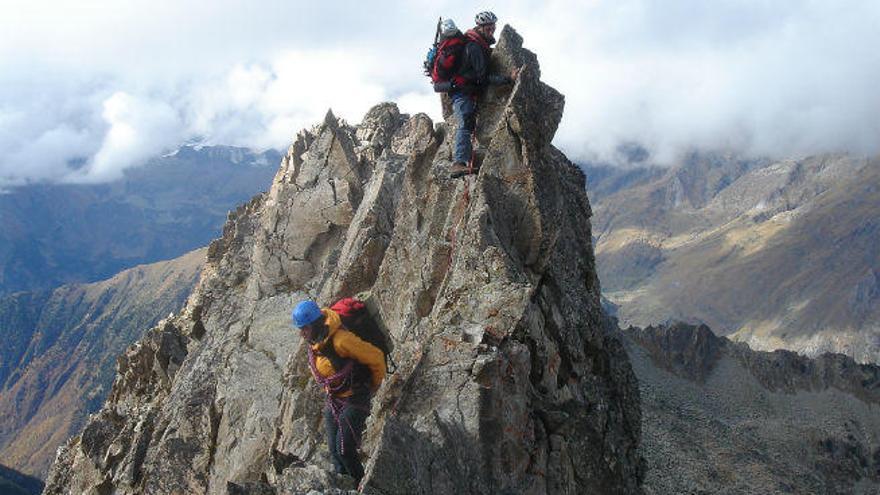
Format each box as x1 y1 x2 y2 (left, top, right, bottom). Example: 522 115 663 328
585 152 880 363
0 145 279 479
0 249 204 478
625 322 880 494
0 145 280 295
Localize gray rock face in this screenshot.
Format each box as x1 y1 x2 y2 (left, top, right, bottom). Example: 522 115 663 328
629 322 880 401
625 322 880 494
628 323 725 383
44 26 643 494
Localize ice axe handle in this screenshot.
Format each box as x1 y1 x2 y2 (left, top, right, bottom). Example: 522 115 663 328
433 17 441 47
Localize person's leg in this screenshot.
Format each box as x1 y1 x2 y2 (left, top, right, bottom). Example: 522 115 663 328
336 403 370 482
451 92 476 166
324 405 346 475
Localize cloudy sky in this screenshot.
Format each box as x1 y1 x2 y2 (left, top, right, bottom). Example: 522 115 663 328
1 0 879 187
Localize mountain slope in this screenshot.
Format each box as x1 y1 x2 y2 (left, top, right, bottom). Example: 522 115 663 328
624 322 880 494
0 249 204 477
44 27 644 495
587 153 880 362
0 464 43 495
0 145 278 295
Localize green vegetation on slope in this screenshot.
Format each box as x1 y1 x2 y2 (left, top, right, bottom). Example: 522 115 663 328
0 249 205 478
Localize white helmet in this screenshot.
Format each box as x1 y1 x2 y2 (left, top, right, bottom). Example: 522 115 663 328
475 11 497 26
440 18 459 37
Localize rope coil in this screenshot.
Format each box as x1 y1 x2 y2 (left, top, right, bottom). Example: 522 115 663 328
307 348 367 455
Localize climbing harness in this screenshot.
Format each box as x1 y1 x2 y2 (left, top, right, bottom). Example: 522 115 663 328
308 347 354 395
307 348 368 455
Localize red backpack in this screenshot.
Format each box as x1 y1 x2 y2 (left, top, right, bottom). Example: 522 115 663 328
431 35 468 86
330 297 396 374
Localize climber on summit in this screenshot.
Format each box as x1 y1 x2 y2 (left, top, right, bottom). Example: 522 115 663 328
447 11 521 179
292 300 386 485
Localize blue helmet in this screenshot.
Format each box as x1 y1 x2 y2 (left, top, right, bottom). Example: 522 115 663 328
292 300 322 328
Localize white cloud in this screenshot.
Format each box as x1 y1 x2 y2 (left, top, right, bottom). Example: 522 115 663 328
1 0 879 187
514 0 880 163
66 92 184 183
2 124 95 185
182 49 388 149
396 91 443 122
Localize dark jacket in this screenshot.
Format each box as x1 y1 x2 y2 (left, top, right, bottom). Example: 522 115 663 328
455 29 512 94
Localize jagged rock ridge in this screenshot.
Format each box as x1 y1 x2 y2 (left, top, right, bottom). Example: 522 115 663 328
625 322 880 494
45 27 643 494
630 322 880 401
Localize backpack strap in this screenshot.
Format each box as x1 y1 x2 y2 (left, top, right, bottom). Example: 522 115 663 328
312 338 371 400
317 339 347 371
465 30 491 51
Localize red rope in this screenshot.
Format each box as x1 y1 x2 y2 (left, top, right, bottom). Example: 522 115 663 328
308 347 354 395
308 348 368 455
447 130 477 266
466 128 478 174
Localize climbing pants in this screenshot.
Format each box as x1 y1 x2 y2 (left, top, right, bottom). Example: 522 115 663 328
324 400 370 482
451 91 477 164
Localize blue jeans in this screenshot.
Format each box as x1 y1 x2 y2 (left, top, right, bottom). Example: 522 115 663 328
451 91 476 164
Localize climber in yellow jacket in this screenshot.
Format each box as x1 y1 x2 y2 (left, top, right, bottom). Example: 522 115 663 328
292 300 385 485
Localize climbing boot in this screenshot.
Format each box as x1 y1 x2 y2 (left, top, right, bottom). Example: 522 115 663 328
449 162 479 179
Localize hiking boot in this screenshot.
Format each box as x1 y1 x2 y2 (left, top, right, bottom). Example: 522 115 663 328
449 162 479 179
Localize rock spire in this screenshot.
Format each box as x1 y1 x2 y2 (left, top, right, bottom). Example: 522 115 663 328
45 26 643 494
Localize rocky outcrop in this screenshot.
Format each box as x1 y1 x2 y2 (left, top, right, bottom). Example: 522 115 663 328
44 27 643 494
629 322 880 401
628 323 725 383
625 323 880 494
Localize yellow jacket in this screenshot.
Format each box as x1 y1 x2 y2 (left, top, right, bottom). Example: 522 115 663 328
310 309 386 395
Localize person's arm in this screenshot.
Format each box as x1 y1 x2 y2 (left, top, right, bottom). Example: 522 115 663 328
487 73 512 85
334 330 386 390
488 66 521 86
467 43 488 86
